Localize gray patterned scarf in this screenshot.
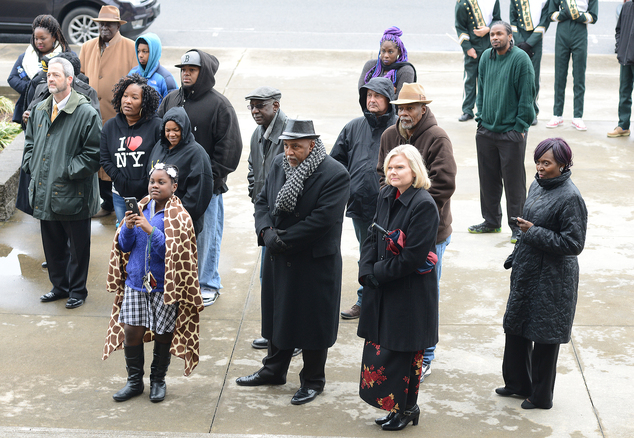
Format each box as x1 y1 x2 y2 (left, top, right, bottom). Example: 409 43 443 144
274 139 327 216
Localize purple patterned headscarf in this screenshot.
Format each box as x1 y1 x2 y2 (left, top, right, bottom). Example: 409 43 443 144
364 26 409 86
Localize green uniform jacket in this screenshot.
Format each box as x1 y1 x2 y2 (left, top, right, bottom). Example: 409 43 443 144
475 48 536 133
510 0 551 46
455 0 501 53
23 89 102 221
548 0 598 24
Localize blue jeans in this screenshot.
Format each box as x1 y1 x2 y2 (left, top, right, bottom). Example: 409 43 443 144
112 192 127 226
352 218 372 307
423 234 451 365
197 194 224 291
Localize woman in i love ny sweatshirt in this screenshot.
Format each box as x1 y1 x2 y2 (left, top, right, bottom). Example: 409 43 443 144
100 74 162 223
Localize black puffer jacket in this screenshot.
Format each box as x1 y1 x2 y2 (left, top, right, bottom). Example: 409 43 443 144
158 50 242 195
330 77 397 223
503 171 587 344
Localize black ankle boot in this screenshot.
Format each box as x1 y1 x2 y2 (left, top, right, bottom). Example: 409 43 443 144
381 404 420 431
149 341 171 403
375 411 396 425
113 344 144 402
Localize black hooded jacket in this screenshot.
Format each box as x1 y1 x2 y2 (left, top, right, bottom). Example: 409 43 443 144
148 107 214 234
158 50 242 195
330 77 398 223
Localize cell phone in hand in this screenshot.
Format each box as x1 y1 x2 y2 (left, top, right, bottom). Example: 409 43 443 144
124 197 140 215
511 217 519 222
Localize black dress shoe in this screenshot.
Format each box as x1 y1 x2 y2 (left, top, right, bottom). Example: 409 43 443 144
251 337 268 349
458 113 474 122
236 372 285 387
381 405 420 430
521 398 552 409
375 411 396 425
495 387 529 398
40 291 68 302
41 262 48 269
65 297 85 309
292 348 302 357
290 387 322 405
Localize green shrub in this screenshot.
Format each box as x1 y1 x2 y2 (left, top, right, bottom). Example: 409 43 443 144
0 96 22 150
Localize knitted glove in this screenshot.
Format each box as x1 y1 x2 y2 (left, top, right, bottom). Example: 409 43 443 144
263 228 288 255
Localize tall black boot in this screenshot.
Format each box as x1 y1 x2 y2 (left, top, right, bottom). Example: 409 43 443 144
113 344 145 402
149 341 171 403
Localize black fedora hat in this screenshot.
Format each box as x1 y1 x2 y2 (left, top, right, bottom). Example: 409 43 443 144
278 119 320 140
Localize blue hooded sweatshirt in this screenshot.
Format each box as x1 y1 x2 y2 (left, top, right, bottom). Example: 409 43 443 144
128 33 178 104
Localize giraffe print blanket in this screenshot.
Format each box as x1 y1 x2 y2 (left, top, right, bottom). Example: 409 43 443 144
103 195 204 376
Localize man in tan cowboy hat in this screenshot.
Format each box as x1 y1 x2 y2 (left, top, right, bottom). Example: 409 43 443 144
377 82 457 380
79 5 137 218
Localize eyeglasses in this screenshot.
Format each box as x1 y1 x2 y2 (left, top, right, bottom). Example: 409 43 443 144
247 102 272 111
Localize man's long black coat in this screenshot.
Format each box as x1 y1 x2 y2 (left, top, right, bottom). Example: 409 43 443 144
255 154 350 350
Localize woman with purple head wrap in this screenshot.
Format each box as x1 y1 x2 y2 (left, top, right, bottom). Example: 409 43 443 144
358 26 416 95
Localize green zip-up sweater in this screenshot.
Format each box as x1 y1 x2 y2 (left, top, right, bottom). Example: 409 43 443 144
475 47 536 133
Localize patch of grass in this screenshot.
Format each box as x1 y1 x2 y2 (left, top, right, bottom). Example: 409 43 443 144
0 96 22 150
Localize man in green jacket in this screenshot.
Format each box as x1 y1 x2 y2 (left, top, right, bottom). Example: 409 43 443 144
469 21 535 244
455 0 501 122
22 57 102 309
546 0 598 131
510 0 551 125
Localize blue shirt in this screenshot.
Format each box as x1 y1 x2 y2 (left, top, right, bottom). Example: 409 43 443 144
118 200 166 292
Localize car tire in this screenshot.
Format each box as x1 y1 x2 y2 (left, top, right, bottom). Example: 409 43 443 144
61 6 100 45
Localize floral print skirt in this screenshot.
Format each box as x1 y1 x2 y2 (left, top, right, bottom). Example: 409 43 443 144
359 340 423 413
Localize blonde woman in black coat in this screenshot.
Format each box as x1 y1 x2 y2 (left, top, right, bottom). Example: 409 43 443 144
497 137 587 410
358 144 439 431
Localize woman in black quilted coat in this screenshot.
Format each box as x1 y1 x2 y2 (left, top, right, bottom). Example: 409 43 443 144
496 138 587 410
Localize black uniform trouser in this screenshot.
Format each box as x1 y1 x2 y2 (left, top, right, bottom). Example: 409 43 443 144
40 218 91 299
99 178 113 211
554 20 588 118
258 341 328 391
502 334 560 409
475 126 527 230
461 49 484 116
516 29 544 116
618 64 634 130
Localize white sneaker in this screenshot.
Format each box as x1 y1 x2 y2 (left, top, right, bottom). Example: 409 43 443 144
201 288 220 306
571 118 587 131
546 116 563 128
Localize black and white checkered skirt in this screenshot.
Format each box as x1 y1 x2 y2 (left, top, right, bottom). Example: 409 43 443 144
119 285 178 334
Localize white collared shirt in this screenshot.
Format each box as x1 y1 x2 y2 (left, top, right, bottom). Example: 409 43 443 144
52 91 71 114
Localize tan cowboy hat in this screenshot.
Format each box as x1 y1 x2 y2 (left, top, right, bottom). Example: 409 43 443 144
390 83 433 105
92 5 127 24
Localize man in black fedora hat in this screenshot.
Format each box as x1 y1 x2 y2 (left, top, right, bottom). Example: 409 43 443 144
236 119 350 406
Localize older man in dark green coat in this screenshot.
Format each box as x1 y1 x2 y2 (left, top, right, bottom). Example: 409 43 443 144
23 57 101 309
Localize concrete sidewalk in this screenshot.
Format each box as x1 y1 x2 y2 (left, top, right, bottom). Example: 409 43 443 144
0 45 632 438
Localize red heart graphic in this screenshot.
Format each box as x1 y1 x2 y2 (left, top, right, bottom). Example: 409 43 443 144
126 136 143 151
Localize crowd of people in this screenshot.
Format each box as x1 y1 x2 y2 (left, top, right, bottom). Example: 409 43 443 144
9 0 609 430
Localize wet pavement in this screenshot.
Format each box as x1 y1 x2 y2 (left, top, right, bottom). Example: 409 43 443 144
0 45 633 438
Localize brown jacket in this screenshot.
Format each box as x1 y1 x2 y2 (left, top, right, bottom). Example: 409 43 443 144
378 107 457 243
79 32 137 124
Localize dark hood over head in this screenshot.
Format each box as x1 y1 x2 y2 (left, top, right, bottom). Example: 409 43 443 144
359 77 396 128
181 49 219 98
161 107 196 149
359 77 395 112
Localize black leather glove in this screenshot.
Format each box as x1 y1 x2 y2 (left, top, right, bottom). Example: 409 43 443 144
516 42 534 58
364 274 380 288
262 228 288 255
